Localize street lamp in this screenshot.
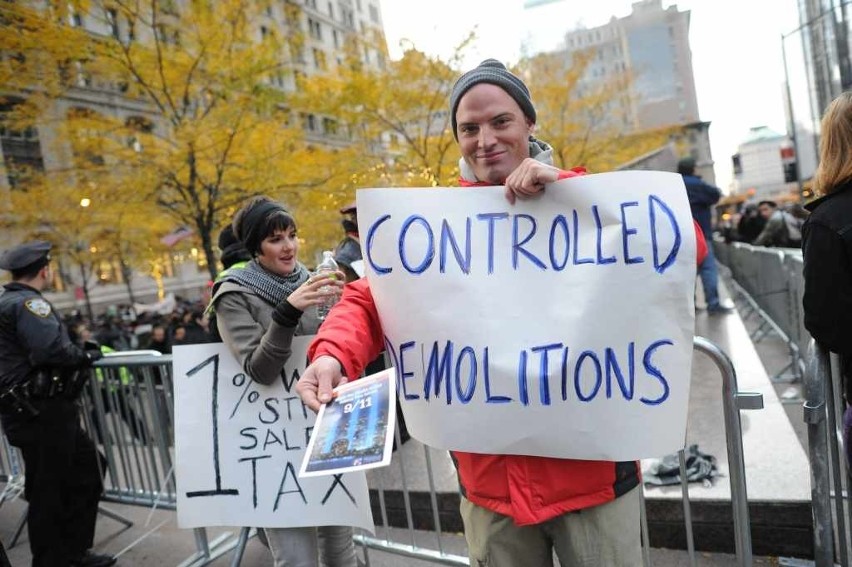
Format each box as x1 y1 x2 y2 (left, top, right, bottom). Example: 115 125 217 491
80 197 91 207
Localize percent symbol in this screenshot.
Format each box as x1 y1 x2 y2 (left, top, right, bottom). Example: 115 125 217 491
229 373 261 419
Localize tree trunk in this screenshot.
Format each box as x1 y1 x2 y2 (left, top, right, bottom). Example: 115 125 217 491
117 246 137 306
79 262 95 322
121 261 137 306
199 224 219 281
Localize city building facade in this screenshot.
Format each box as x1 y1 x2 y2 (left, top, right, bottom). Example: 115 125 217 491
0 0 387 315
555 0 715 183
731 126 798 201
783 0 850 186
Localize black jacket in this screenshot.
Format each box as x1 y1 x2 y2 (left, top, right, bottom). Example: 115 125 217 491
682 174 721 238
0 283 90 390
802 182 852 397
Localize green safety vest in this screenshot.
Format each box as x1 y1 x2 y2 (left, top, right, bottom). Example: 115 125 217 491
95 345 132 388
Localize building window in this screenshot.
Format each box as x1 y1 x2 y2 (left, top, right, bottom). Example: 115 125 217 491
74 61 92 87
67 107 105 166
323 118 338 136
302 113 317 131
126 116 153 152
313 48 326 70
368 4 379 23
306 0 317 9
0 104 44 189
68 5 84 27
333 29 339 48
106 9 119 38
308 18 322 40
328 2 334 19
341 8 355 28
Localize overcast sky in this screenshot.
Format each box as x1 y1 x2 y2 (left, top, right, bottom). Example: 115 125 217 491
379 0 802 191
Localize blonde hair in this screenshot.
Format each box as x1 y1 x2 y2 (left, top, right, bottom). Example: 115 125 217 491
814 91 852 196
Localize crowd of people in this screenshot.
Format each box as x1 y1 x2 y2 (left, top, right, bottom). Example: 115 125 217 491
0 50 849 567
61 301 215 357
716 198 809 249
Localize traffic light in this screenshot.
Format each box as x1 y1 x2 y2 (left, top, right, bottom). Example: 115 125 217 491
784 161 798 183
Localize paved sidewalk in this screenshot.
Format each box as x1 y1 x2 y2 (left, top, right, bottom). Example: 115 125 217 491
0 498 780 565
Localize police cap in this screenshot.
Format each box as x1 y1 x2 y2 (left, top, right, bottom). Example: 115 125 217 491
0 240 52 272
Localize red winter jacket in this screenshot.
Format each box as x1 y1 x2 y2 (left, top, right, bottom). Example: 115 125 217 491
308 168 706 525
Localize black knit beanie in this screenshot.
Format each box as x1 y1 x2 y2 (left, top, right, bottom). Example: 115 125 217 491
449 59 536 140
217 225 252 269
233 199 289 256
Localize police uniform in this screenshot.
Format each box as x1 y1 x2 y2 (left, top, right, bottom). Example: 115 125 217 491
0 241 115 567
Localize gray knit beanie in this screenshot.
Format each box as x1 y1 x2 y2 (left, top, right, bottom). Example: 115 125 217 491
449 59 536 140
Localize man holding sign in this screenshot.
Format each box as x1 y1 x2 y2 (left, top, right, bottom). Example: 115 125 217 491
297 59 704 566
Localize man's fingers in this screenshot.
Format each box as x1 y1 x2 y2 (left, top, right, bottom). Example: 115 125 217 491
296 370 323 412
504 185 516 204
317 369 335 404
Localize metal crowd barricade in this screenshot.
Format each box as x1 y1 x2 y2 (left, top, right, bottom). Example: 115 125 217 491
87 352 247 566
83 350 177 509
804 340 852 566
716 242 806 383
636 337 763 567
0 336 761 565
785 254 810 368
352 336 763 567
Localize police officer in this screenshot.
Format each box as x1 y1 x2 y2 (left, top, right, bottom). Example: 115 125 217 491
0 241 115 567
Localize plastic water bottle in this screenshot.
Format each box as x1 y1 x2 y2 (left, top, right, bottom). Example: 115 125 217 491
315 251 339 320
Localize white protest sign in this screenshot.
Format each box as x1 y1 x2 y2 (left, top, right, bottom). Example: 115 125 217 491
174 339 374 530
357 170 696 461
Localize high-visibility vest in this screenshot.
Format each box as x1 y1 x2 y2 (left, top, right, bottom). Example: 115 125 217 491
95 345 132 388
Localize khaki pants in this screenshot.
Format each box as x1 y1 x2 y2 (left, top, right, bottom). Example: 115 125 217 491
263 526 356 567
460 486 642 567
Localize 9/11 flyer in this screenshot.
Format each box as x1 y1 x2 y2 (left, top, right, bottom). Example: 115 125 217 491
300 368 396 478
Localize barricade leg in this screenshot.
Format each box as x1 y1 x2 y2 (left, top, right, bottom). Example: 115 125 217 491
693 336 763 567
8 507 26 549
97 505 134 528
228 527 251 567
804 341 837 567
0 538 11 567
825 352 850 565
678 450 697 567
177 527 242 567
639 489 651 567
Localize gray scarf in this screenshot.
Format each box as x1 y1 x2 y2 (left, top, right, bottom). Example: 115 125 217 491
458 136 555 183
223 259 309 307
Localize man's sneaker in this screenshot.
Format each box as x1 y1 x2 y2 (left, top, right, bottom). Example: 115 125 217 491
707 304 735 315
70 551 116 567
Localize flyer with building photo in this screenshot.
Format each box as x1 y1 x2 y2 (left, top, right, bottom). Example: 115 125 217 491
299 367 396 478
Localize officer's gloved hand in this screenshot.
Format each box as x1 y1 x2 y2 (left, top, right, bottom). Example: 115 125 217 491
84 349 104 365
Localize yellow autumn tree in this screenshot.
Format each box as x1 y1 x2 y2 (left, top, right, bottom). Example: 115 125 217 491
296 38 473 189
515 50 679 173
0 0 357 279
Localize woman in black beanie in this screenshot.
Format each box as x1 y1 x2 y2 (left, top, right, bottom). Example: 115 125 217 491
209 196 352 567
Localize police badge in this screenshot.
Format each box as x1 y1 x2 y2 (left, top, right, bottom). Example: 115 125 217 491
24 298 52 317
